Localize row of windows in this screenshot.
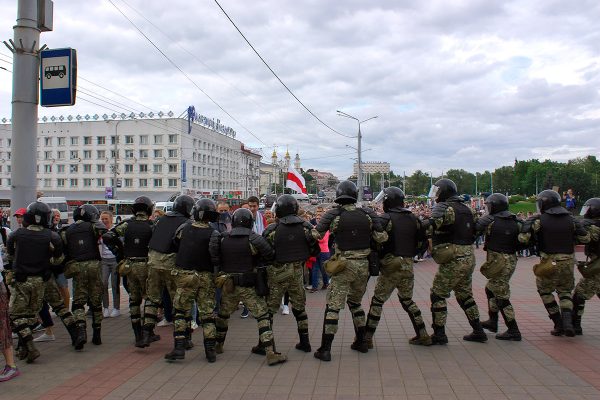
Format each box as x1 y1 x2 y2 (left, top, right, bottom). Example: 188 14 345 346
37 178 179 188
32 134 180 147
39 163 180 174
37 148 179 161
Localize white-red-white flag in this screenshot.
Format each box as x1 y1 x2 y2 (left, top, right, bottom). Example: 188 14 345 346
286 167 307 194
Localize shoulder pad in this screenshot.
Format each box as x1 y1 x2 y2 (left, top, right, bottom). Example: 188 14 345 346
263 222 278 237
431 202 449 219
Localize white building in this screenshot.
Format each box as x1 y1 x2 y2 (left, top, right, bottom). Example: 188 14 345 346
0 111 261 203
353 161 390 176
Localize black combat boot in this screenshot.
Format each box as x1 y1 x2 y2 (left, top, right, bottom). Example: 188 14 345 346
496 320 521 341
549 313 563 336
24 336 40 363
314 334 334 361
185 328 194 350
561 309 575 337
572 295 585 335
480 312 499 333
430 325 448 345
364 330 374 349
141 325 159 347
16 336 28 360
66 322 79 347
251 339 266 355
350 326 369 353
463 319 488 343
132 321 145 348
164 338 186 361
74 322 87 350
92 326 102 345
204 339 217 363
295 332 312 352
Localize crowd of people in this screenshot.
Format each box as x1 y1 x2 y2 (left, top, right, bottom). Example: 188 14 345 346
0 181 599 383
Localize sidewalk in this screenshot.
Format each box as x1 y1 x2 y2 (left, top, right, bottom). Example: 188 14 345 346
2 249 600 400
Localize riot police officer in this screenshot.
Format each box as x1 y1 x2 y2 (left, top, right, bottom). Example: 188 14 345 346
62 204 107 349
210 208 287 366
365 187 431 347
572 198 600 334
141 195 194 347
7 202 64 363
313 180 387 362
520 190 589 336
428 178 486 344
257 194 319 355
102 196 154 347
165 199 220 363
476 193 525 341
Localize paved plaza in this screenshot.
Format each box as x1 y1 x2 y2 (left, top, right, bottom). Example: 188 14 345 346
2 249 600 400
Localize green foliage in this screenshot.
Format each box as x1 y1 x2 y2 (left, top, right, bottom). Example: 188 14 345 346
509 201 536 214
508 195 525 204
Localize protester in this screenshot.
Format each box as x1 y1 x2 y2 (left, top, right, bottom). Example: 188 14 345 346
100 211 120 318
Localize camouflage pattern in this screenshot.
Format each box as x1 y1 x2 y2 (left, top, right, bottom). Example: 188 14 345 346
172 270 216 340
71 260 103 327
125 259 149 324
143 250 177 328
574 223 600 301
266 261 307 333
9 276 46 339
484 250 517 322
44 277 75 327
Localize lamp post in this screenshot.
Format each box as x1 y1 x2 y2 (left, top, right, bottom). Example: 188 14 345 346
337 110 377 202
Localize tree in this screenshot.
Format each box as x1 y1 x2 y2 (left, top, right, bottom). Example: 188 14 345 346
445 169 476 195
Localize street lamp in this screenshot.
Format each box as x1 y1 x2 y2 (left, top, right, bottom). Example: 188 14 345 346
337 111 377 201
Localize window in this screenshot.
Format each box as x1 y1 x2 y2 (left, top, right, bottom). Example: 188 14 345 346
125 178 133 187
168 149 178 158
57 178 65 187
43 178 52 188
70 137 78 145
97 164 105 173
97 136 106 145
83 178 92 187
6 152 10 160
125 135 134 144
83 164 92 173
124 164 134 173
58 137 65 146
70 164 78 173
97 150 106 159
154 178 162 187
83 136 92 145
125 150 134 159
140 135 148 145
168 178 178 187
139 178 148 187
153 164 162 173
70 178 78 187
139 149 148 159
70 150 79 160
44 151 52 160
110 136 117 145
154 135 163 144
57 165 65 173
168 134 177 144
97 178 105 187
44 165 52 173
168 164 178 173
139 164 148 173
44 137 52 146
111 150 118 159
83 150 92 159
57 151 65 160
154 149 163 158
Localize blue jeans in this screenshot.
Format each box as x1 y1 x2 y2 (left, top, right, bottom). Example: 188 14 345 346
311 252 330 289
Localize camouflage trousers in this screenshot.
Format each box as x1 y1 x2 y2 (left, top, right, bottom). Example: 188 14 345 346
573 272 600 320
123 259 149 324
267 262 308 334
367 256 425 336
9 276 45 340
143 250 177 328
216 286 273 349
431 246 480 327
44 277 75 327
323 258 369 336
72 260 103 328
536 253 574 315
484 251 517 323
172 269 215 340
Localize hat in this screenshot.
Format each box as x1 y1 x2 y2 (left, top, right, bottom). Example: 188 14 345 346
13 208 26 217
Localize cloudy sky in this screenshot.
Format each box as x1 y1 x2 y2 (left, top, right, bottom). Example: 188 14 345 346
1 0 599 179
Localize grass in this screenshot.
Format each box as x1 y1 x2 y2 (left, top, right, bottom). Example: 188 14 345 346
509 201 536 214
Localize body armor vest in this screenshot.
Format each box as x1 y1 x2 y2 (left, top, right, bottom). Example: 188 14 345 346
382 212 419 257
66 221 100 261
13 228 53 275
274 222 310 263
176 224 214 272
335 209 371 251
148 214 189 254
485 216 519 254
220 234 255 273
538 213 575 254
584 220 600 257
432 202 474 246
123 219 153 258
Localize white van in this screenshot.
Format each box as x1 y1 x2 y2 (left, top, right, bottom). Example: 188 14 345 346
38 196 70 224
155 201 174 213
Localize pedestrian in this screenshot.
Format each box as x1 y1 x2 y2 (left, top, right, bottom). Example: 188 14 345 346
307 207 330 292
99 211 120 318
563 188 576 214
0 235 19 381
12 208 26 229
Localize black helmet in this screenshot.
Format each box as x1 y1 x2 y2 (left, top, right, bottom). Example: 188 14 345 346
173 195 194 217
24 201 52 227
485 193 509 215
335 180 358 204
232 208 253 229
274 194 299 218
430 178 457 202
193 198 219 222
581 198 600 219
375 186 405 212
132 196 154 215
74 204 100 222
536 190 561 214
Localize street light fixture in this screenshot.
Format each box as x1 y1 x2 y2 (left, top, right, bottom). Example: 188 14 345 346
337 110 377 201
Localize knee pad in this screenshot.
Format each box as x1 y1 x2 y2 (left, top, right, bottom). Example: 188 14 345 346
495 298 510 310
398 297 414 310
430 292 445 304
217 312 230 321
371 296 385 307
72 303 85 312
347 301 361 311
485 287 495 299
291 308 307 319
457 296 475 311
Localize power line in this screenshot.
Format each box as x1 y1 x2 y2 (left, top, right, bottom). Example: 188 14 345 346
107 0 267 146
213 0 354 139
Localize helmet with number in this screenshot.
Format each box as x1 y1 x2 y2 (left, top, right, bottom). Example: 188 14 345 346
274 194 299 218
485 193 509 215
132 196 154 215
74 204 100 222
232 208 253 229
374 186 405 212
335 180 358 204
24 201 52 227
536 190 561 214
581 198 600 219
173 195 194 218
429 178 457 202
193 198 219 222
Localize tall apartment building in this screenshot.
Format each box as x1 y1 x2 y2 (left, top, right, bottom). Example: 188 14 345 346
0 112 261 203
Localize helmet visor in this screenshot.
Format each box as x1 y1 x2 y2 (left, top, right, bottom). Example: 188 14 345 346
536 200 542 214
428 185 440 200
580 205 590 216
374 190 385 204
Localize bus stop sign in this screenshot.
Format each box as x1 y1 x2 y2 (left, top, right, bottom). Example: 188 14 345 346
40 48 77 107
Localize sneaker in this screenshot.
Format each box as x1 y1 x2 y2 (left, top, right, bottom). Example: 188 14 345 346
281 305 290 315
0 365 20 382
322 283 329 290
32 324 44 333
191 321 199 330
157 319 173 327
33 333 56 342
240 308 249 319
304 285 313 290
103 308 110 318
110 309 121 318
